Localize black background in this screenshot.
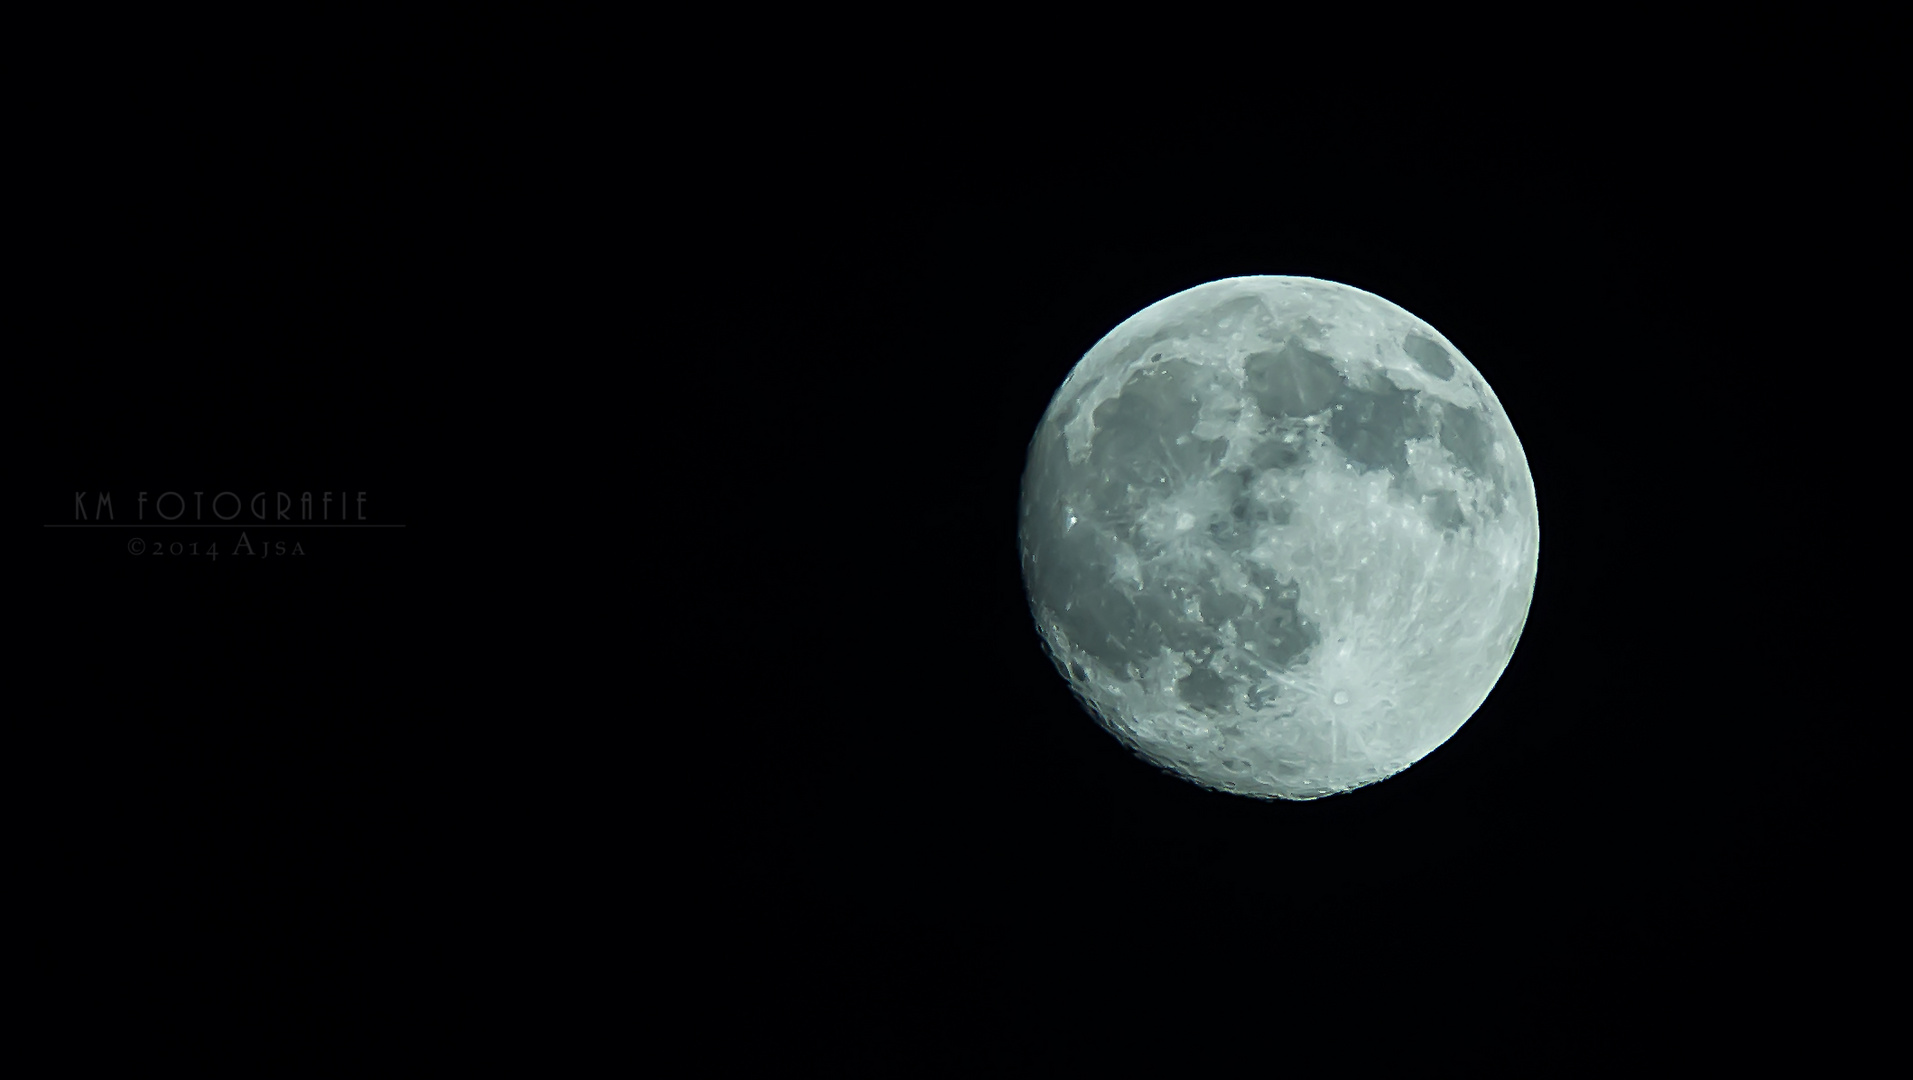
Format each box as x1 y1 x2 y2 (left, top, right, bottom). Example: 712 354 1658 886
24 52 632 1031
24 62 513 1026
22 38 1885 1033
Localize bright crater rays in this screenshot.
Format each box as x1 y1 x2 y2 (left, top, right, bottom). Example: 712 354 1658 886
1019 276 1539 800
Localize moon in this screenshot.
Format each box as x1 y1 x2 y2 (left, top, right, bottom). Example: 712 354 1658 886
1019 276 1538 800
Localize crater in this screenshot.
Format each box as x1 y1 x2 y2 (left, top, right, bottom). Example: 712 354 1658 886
1176 664 1237 712
1436 400 1497 481
1207 485 1288 552
1079 360 1227 524
1243 340 1343 419
1250 436 1305 471
1133 590 1218 654
1327 383 1429 476
1197 586 1247 626
1240 564 1318 668
1403 333 1455 379
1423 488 1467 531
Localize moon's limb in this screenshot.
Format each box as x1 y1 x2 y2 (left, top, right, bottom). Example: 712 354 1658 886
1019 276 1539 800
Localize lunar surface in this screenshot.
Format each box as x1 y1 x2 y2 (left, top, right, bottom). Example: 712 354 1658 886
1019 276 1538 800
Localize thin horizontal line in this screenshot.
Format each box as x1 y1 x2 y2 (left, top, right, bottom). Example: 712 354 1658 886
44 519 405 523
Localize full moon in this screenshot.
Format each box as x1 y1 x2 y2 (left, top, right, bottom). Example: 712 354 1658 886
1019 276 1538 800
